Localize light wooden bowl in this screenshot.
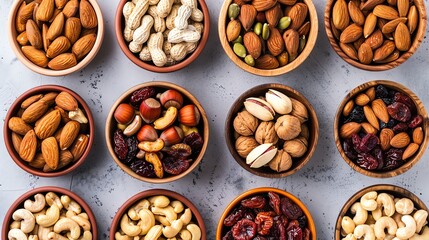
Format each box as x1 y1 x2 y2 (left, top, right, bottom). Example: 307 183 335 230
324 0 427 71
218 0 318 76
105 81 209 184
7 0 104 76
335 184 429 239
334 80 429 178
216 187 317 239
225 83 319 178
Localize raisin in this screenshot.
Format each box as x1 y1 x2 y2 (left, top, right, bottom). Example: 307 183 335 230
222 231 234 240
254 236 268 240
388 102 411 122
394 92 416 113
124 136 138 165
384 148 405 170
287 220 303 240
224 207 244 227
268 192 282 215
375 85 389 98
162 157 190 175
243 210 255 221
241 195 267 209
409 115 423 128
357 153 379 170
393 123 409 134
273 215 288 240
114 129 128 161
381 98 394 106
351 133 362 153
303 228 311 240
356 133 378 153
343 138 358 160
130 87 156 108
281 197 303 220
183 132 204 157
372 147 384 170
166 143 192 160
380 119 397 129
255 212 275 235
297 215 307 229
344 106 365 123
232 219 257 240
130 160 156 178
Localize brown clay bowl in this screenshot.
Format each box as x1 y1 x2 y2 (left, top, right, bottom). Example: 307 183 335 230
2 186 98 240
3 85 94 177
334 80 429 178
218 0 318 76
7 0 104 76
110 188 206 239
225 83 319 178
335 184 429 239
216 187 317 239
324 0 427 71
105 81 209 184
115 0 210 73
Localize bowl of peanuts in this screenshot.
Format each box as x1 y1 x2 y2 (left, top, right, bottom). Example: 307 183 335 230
115 0 210 73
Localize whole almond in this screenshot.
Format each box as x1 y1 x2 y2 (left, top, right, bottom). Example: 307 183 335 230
17 2 36 24
361 122 377 135
397 0 409 17
9 117 32 135
48 53 77 70
298 21 310 36
80 0 98 29
55 91 78 111
373 5 399 20
41 137 59 170
64 17 82 44
382 17 407 34
340 122 361 138
343 100 354 116
19 130 38 162
80 27 97 37
59 120 80 150
375 49 400 64
34 109 61 139
267 28 284 57
331 19 341 40
354 37 365 52
402 143 419 160
15 2 27 33
360 0 384 11
36 0 55 22
355 93 370 106
366 87 376 101
63 0 78 18
17 32 29 46
239 5 257 31
29 153 46 169
43 150 74 172
332 0 349 30
73 33 96 60
407 5 418 34
394 22 411 51
288 3 308 30
371 99 390 123
278 0 297 5
265 3 282 27
255 54 280 69
363 105 379 130
40 92 59 105
390 132 410 148
283 29 299 59
348 1 365 26
413 127 423 144
70 134 89 161
251 0 277 11
21 94 43 109
358 42 373 64
380 128 394 151
340 24 363 43
340 42 358 60
55 0 68 9
21 100 49 123
54 127 63 142
11 132 23 153
226 19 241 42
373 40 395 62
363 13 377 38
46 12 64 41
46 36 71 58
378 19 394 40
364 29 383 50
243 32 262 59
26 20 43 49
42 24 50 52
48 8 61 23
55 106 71 123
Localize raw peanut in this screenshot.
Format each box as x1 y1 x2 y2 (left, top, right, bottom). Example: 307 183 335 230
148 32 167 66
166 4 180 29
148 5 166 33
168 25 201 43
156 0 174 18
139 46 152 61
129 15 154 53
170 43 188 61
174 5 192 30
127 0 149 30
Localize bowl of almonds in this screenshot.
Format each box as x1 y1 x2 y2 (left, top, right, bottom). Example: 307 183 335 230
334 80 429 178
115 0 210 73
325 0 427 71
225 83 319 178
7 0 104 76
4 85 94 177
219 0 318 76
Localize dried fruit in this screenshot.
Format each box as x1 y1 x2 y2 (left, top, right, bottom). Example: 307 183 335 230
387 102 411 122
281 197 302 220
232 219 257 240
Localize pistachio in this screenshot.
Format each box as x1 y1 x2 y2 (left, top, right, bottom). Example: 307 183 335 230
268 149 292 172
254 22 262 35
244 55 255 66
262 23 270 40
275 115 301 140
278 16 291 30
233 110 259 136
277 52 289 66
233 42 247 58
265 89 292 114
228 3 240 20
299 35 306 52
246 143 277 168
232 35 243 44
255 121 278 144
244 97 275 121
123 115 142 136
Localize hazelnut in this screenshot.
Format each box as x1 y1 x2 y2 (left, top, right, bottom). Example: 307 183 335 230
274 115 301 140
233 110 259 136
300 123 309 140
268 149 292 172
255 121 279 144
290 98 308 123
283 139 307 158
235 136 259 158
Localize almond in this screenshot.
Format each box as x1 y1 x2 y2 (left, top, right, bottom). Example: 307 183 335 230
239 4 257 31
40 92 59 105
343 100 354 116
288 3 308 30
391 132 411 148
363 105 379 130
378 19 393 40
48 53 77 70
267 28 284 57
331 19 341 40
21 100 49 123
17 31 29 46
80 0 98 29
407 5 418 34
36 0 55 22
340 42 358 61
17 2 36 24
373 40 395 62
265 3 282 27
363 13 377 38
55 0 68 9
42 24 50 52
340 24 363 43
397 0 409 17
41 137 59 170
54 127 63 142
340 122 361 138
29 153 46 169
283 29 299 59
360 0 384 11
22 46 49 68
63 0 78 18
43 150 73 172
358 42 373 64
394 22 411 51
26 20 43 49
55 91 78 111
366 87 376 101
298 21 310 36
255 54 279 69
387 0 397 5
64 17 82 44
70 134 89 161
80 27 97 37
46 12 64 41
8 117 32 135
413 127 423 145
59 120 80 150
374 49 400 63
382 17 407 34
34 109 61 139
355 93 370 106
19 130 38 162
361 122 377 135
402 143 419 160
371 99 390 123
226 19 241 42
243 32 262 59
11 132 23 153
21 94 43 109
15 2 28 32
46 36 71 58
373 5 399 20
380 128 394 151
252 0 277 11
278 0 297 5
348 1 365 26
364 29 384 50
55 106 71 123
48 8 61 23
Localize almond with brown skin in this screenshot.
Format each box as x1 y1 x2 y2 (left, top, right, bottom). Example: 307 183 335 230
255 54 279 69
283 29 299 59
353 37 365 50
80 0 98 28
361 122 377 135
54 106 71 123
340 42 358 61
239 4 257 31
267 28 284 57
375 49 400 63
378 18 394 40
373 5 399 20
40 92 59 105
265 3 282 27
17 2 36 24
59 120 80 150
22 46 48 67
36 0 55 22
73 33 96 60
42 24 50 52
402 143 419 160
11 132 23 153
15 2 27 32
360 0 384 11
9 117 32 135
80 27 97 37
413 127 423 145
226 19 241 42
364 29 383 50
64 17 82 44
407 5 418 34
34 109 61 139
387 0 397 5
340 122 361 138
363 13 377 38
21 94 43 109
397 0 409 17
29 154 46 169
55 0 68 9
21 100 49 123
348 1 365 26
331 19 341 40
48 53 77 70
278 0 297 5
19 130 38 162
298 21 310 36
358 42 373 64
332 0 349 30
252 0 277 11
340 24 363 43
382 17 407 34
373 40 395 62
55 91 78 111
70 134 89 161
343 100 354 116
363 105 379 130
26 20 43 49
380 128 394 151
288 3 308 30
62 0 78 18
355 93 370 106
371 99 390 123
46 36 71 58
41 137 59 170
48 8 61 23
43 150 74 172
17 32 29 46
243 32 262 59
390 132 410 148
46 12 64 41
394 22 411 51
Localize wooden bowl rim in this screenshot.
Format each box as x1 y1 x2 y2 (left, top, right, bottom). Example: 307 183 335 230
225 83 319 178
109 188 206 240
334 184 429 239
216 187 317 239
2 186 98 240
324 0 428 71
7 0 105 76
333 80 429 178
114 0 210 73
218 0 319 77
3 85 95 177
105 81 210 184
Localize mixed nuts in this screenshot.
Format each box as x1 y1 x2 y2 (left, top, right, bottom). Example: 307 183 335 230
8 91 90 172
233 89 310 173
112 86 204 179
14 0 99 70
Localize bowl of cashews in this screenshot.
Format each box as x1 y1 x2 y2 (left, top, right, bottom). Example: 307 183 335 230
2 186 97 240
335 184 429 240
110 188 206 240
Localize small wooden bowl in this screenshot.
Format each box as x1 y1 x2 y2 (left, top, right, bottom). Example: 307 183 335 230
324 0 427 71
225 83 319 178
2 186 98 240
335 184 429 239
115 0 210 73
218 0 318 76
216 187 317 239
7 0 105 76
3 85 94 177
110 188 206 240
334 80 429 178
105 81 209 184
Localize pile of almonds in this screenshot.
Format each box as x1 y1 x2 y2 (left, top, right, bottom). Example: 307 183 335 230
226 0 311 69
8 91 90 172
15 0 98 70
233 89 310 173
330 0 419 65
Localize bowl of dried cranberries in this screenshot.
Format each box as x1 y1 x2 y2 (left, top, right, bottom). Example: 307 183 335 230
105 81 209 184
216 187 316 239
334 80 429 178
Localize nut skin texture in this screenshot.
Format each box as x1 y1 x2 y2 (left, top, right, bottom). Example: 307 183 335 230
254 121 279 144
235 136 259 158
233 110 259 136
275 115 301 140
283 139 307 158
268 149 292 172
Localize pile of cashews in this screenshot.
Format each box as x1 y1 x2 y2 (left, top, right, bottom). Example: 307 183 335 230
8 192 92 240
341 191 429 240
115 195 201 240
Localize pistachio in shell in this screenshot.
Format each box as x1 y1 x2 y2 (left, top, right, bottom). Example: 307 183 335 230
265 89 292 114
244 97 275 121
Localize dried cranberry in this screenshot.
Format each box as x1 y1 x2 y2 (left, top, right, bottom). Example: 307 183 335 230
344 106 365 123
124 136 138 165
356 133 378 153
381 119 397 129
409 115 423 128
224 207 244 227
222 231 234 240
254 236 268 240
255 212 275 235
372 147 384 170
394 92 416 113
351 133 362 151
357 153 379 170
343 138 358 160
183 132 204 157
114 130 128 161
241 195 266 209
387 102 411 122
384 148 405 170
393 123 409 134
162 157 190 175
281 197 303 220
232 219 257 240
129 87 156 107
165 143 192 160
287 220 303 240
375 85 389 98
268 192 282 215
303 228 311 240
297 215 307 229
130 160 156 178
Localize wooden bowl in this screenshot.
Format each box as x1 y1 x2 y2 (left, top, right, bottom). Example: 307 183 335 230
225 83 319 178
3 85 94 177
2 186 98 240
7 0 104 76
216 187 317 239
115 0 210 73
218 0 318 76
110 188 206 240
335 184 429 239
334 80 429 178
105 81 209 184
324 0 427 71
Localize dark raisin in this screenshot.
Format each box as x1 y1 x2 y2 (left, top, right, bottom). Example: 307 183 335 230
393 123 409 134
222 231 234 240
114 129 128 161
303 228 311 240
381 98 394 106
343 138 358 160
183 132 204 157
253 236 268 240
375 85 389 98
243 210 255 221
255 212 275 235
232 219 257 240
162 157 190 175
124 136 138 165
287 220 303 240
351 133 362 153
129 87 156 108
273 215 288 240
241 195 267 209
166 143 192 160
357 153 379 170
297 215 307 229
372 147 384 170
409 115 423 128
268 192 282 215
394 92 416 113
281 197 303 220
387 102 411 122
380 119 397 129
224 207 244 227
344 106 365 123
130 160 156 178
356 133 378 153
384 148 405 170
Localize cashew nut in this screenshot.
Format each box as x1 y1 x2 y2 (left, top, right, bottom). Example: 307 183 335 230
13 208 36 233
8 228 28 240
374 216 397 239
144 225 162 240
10 221 21 229
377 193 395 217
37 226 52 240
79 231 92 240
179 208 192 225
396 215 417 239
162 219 183 238
68 108 88 124
155 215 171 226
186 224 201 240
36 204 60 227
71 215 91 231
341 216 356 235
395 198 414 215
60 195 81 214
151 206 177 222
410 226 429 240
351 202 368 225
137 209 155 235
128 199 150 221
366 214 376 225
342 233 356 240
372 206 382 221
361 191 378 211
115 231 132 240
120 214 141 237
53 218 81 239
25 194 47 213
45 193 63 210
392 212 406 228
66 210 77 219
29 235 39 240
353 224 375 240
149 196 170 208
413 209 428 233
47 232 68 240
170 201 184 213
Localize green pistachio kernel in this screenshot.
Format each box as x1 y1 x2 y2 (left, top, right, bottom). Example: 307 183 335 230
262 23 270 40
233 43 247 58
232 35 243 44
299 35 306 53
228 3 240 20
244 55 255 66
254 22 263 35
278 16 291 30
